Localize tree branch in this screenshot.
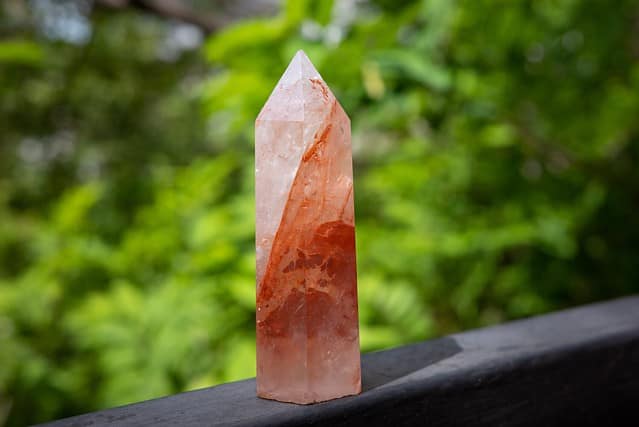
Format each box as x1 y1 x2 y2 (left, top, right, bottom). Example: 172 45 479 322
94 0 226 34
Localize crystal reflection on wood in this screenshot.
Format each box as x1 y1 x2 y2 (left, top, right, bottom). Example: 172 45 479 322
255 50 361 404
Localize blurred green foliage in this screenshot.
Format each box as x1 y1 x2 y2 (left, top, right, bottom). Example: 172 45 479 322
2 0 639 424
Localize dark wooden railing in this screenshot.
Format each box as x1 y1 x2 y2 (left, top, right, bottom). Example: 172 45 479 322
40 295 639 426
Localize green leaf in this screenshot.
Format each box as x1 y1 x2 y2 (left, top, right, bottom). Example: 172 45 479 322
0 40 44 65
376 49 451 90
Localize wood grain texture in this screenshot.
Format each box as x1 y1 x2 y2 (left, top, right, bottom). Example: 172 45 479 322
39 295 639 427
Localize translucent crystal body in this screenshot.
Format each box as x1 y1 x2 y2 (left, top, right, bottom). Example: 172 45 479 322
255 50 361 404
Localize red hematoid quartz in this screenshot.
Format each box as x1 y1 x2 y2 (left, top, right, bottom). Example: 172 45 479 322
255 50 361 404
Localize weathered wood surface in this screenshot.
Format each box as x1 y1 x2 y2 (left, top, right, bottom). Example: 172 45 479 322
40 295 639 426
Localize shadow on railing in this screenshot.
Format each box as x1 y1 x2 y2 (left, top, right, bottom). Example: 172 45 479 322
362 337 462 392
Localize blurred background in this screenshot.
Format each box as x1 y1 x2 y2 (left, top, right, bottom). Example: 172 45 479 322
1 0 639 424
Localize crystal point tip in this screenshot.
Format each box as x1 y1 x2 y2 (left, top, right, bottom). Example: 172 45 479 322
256 50 333 122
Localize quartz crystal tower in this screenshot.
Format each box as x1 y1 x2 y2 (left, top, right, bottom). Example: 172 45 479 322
255 50 361 404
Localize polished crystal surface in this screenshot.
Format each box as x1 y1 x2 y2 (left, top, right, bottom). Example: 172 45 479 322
255 50 361 404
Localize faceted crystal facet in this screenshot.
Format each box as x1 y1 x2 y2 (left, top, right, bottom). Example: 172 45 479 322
255 50 361 404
